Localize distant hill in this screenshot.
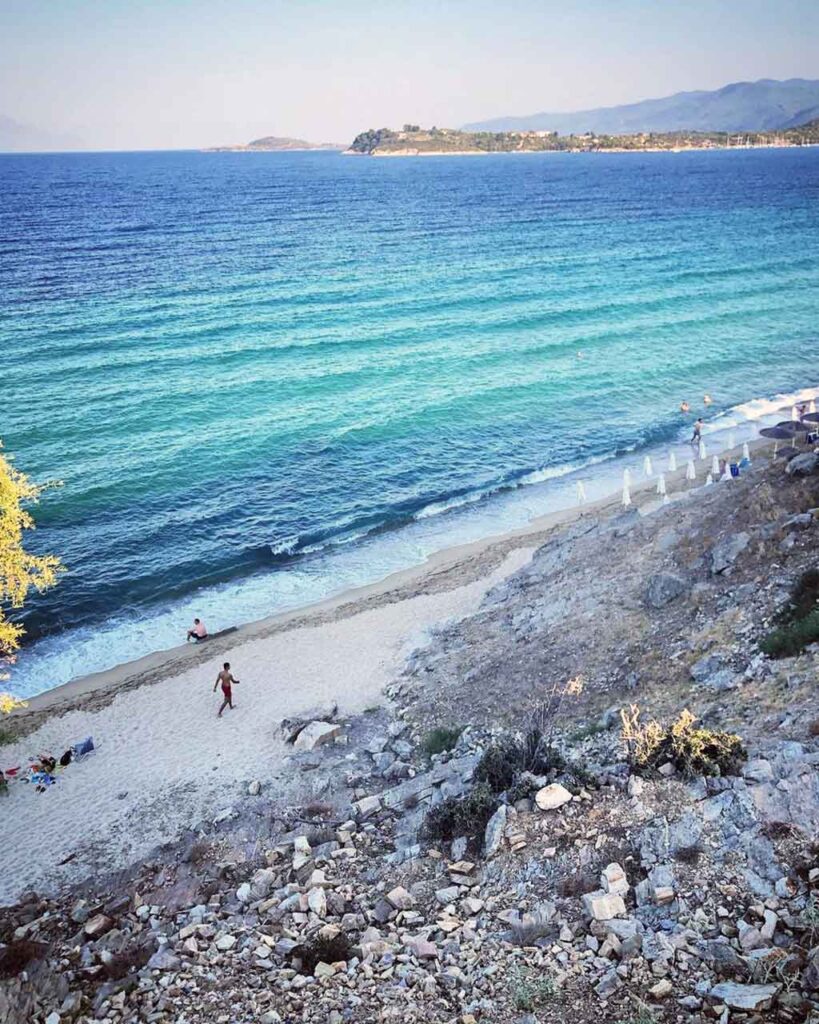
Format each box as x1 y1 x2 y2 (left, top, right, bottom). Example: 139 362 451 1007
207 136 343 152
0 114 82 152
463 78 819 135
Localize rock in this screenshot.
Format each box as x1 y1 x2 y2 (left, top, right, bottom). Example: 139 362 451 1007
582 891 626 921
484 804 508 858
314 961 336 978
435 886 461 905
627 775 645 797
307 887 327 917
410 938 438 960
601 863 629 897
534 783 572 811
45 1015 61 1024
385 886 414 910
236 883 251 903
650 979 673 1000
690 653 737 691
709 982 779 1011
249 867 276 901
83 914 114 939
595 969 621 999
215 934 236 951
785 452 819 477
784 512 814 529
697 939 748 977
645 573 688 608
293 721 341 751
710 532 750 574
247 779 261 796
147 948 180 971
352 795 381 820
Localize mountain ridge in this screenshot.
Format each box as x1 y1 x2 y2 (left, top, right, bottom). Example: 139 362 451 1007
463 77 819 134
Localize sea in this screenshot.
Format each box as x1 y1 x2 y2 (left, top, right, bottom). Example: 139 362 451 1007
2 146 818 699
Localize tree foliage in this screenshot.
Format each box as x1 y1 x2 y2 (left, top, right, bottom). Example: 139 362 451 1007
0 442 63 700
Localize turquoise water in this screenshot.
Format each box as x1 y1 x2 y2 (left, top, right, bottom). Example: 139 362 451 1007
2 147 818 696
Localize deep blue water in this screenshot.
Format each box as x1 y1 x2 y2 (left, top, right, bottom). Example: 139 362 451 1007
2 147 818 696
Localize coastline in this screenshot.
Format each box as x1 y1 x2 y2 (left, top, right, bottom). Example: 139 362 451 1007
345 142 819 157
12 431 775 726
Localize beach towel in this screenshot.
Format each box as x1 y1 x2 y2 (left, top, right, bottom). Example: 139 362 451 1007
73 736 95 759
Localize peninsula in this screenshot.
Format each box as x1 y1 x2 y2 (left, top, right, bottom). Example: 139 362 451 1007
346 120 819 156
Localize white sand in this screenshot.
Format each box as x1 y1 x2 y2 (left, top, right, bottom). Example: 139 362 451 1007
0 547 532 905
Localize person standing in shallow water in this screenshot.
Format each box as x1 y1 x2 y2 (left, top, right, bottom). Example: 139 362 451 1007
214 662 240 717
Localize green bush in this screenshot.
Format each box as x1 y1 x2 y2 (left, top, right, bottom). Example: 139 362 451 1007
475 730 567 795
510 965 556 1010
422 782 496 843
760 570 819 658
420 726 462 757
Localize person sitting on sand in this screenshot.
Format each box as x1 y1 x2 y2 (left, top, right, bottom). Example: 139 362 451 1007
691 418 703 443
680 401 690 414
187 618 208 642
214 662 240 718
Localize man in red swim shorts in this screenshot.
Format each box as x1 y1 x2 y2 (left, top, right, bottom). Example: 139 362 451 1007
213 661 240 718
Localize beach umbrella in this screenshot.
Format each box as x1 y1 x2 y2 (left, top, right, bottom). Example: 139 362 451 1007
742 442 751 462
656 473 667 496
686 459 696 481
776 420 808 432
668 451 677 472
728 432 736 450
761 426 797 440
698 440 707 460
711 455 720 477
810 400 816 414
705 473 713 486
721 465 732 482
792 405 799 421
802 412 819 424
622 482 631 508
576 481 587 505
663 493 670 505
623 468 631 488
643 455 653 477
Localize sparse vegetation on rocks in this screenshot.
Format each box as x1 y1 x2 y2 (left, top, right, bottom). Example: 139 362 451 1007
621 704 747 778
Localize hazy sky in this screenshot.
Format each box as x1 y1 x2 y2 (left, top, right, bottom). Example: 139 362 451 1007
2 0 817 150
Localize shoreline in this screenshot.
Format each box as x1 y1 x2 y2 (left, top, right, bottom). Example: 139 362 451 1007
345 142 819 157
12 430 778 727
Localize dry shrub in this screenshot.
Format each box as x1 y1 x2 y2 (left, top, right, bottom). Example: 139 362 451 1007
621 705 746 779
422 783 496 844
296 931 352 975
0 940 48 979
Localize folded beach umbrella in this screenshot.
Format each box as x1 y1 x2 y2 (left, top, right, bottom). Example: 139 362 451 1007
643 455 653 477
721 465 732 482
742 442 751 462
623 468 631 488
711 455 720 477
705 473 713 486
576 481 587 504
792 405 799 421
811 400 816 414
656 473 666 496
698 440 707 461
622 482 631 508
686 459 696 481
728 432 736 450
668 451 677 472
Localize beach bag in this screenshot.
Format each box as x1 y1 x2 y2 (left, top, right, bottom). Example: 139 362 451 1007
730 463 740 478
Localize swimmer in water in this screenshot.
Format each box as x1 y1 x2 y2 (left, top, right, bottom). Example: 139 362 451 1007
703 394 713 406
680 401 690 414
